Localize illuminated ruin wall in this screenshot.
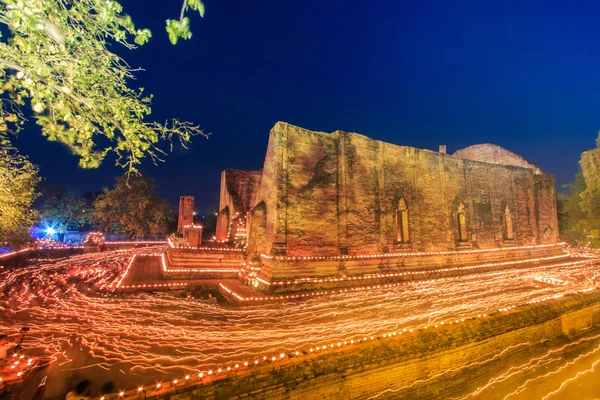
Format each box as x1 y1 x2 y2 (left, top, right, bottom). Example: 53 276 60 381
221 122 559 257
216 169 261 242
177 196 195 234
219 122 558 256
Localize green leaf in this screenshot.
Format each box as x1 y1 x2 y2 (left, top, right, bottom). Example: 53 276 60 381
166 19 180 45
123 15 135 31
165 17 192 45
0 0 205 174
188 0 205 17
134 28 152 45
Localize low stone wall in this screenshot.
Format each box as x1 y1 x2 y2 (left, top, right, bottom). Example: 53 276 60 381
256 243 568 292
107 288 600 400
0 249 32 268
162 270 240 280
0 248 84 269
103 241 167 251
167 248 245 259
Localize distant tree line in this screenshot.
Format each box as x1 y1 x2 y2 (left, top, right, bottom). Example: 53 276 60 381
38 175 173 242
0 171 174 247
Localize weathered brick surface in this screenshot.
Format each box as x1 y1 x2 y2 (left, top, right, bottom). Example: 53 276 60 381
178 196 195 234
216 169 261 242
164 248 244 279
258 246 569 292
229 122 559 259
535 174 559 244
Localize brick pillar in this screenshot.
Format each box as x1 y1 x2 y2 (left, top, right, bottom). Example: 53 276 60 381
178 196 195 234
183 225 203 247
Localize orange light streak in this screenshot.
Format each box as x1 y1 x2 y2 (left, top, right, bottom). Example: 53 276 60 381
1 245 598 397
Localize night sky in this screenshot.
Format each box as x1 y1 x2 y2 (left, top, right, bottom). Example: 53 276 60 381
15 0 600 212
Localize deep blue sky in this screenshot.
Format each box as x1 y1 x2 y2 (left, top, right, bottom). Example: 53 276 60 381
16 0 600 212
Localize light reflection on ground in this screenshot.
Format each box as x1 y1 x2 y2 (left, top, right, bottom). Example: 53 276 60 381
0 247 599 398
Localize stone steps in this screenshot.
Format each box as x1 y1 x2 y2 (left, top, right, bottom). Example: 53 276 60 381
168 259 242 267
163 249 243 279
254 244 572 293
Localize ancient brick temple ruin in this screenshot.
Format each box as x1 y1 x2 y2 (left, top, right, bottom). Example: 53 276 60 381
218 122 558 254
213 122 560 291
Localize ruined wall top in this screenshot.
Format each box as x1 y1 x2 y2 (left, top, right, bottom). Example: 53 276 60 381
273 122 542 174
177 196 195 234
223 169 262 214
452 144 542 174
245 122 558 256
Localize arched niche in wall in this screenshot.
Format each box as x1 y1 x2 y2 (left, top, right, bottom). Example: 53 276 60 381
457 202 468 242
504 204 514 240
396 197 410 244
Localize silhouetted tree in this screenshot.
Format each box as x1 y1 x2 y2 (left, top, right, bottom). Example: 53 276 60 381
559 131 600 247
38 185 91 241
558 172 589 246
93 175 172 239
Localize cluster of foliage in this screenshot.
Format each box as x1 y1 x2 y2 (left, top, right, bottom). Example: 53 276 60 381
557 172 589 246
0 146 40 246
34 175 173 241
92 174 173 239
38 184 92 241
0 0 206 173
0 0 205 247
166 0 206 44
558 134 600 247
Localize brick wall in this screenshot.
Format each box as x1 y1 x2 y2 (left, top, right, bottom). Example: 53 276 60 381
245 122 558 258
257 244 568 291
216 169 261 241
178 196 195 234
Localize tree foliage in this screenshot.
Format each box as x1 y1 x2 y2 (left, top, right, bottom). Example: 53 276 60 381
38 185 91 241
557 172 589 246
166 0 205 45
0 0 206 173
92 174 172 239
559 133 600 247
0 145 39 246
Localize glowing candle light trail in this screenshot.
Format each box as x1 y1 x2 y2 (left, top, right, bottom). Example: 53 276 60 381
0 245 598 397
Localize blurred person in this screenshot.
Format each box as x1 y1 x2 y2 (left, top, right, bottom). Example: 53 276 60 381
101 381 115 395
65 379 91 400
